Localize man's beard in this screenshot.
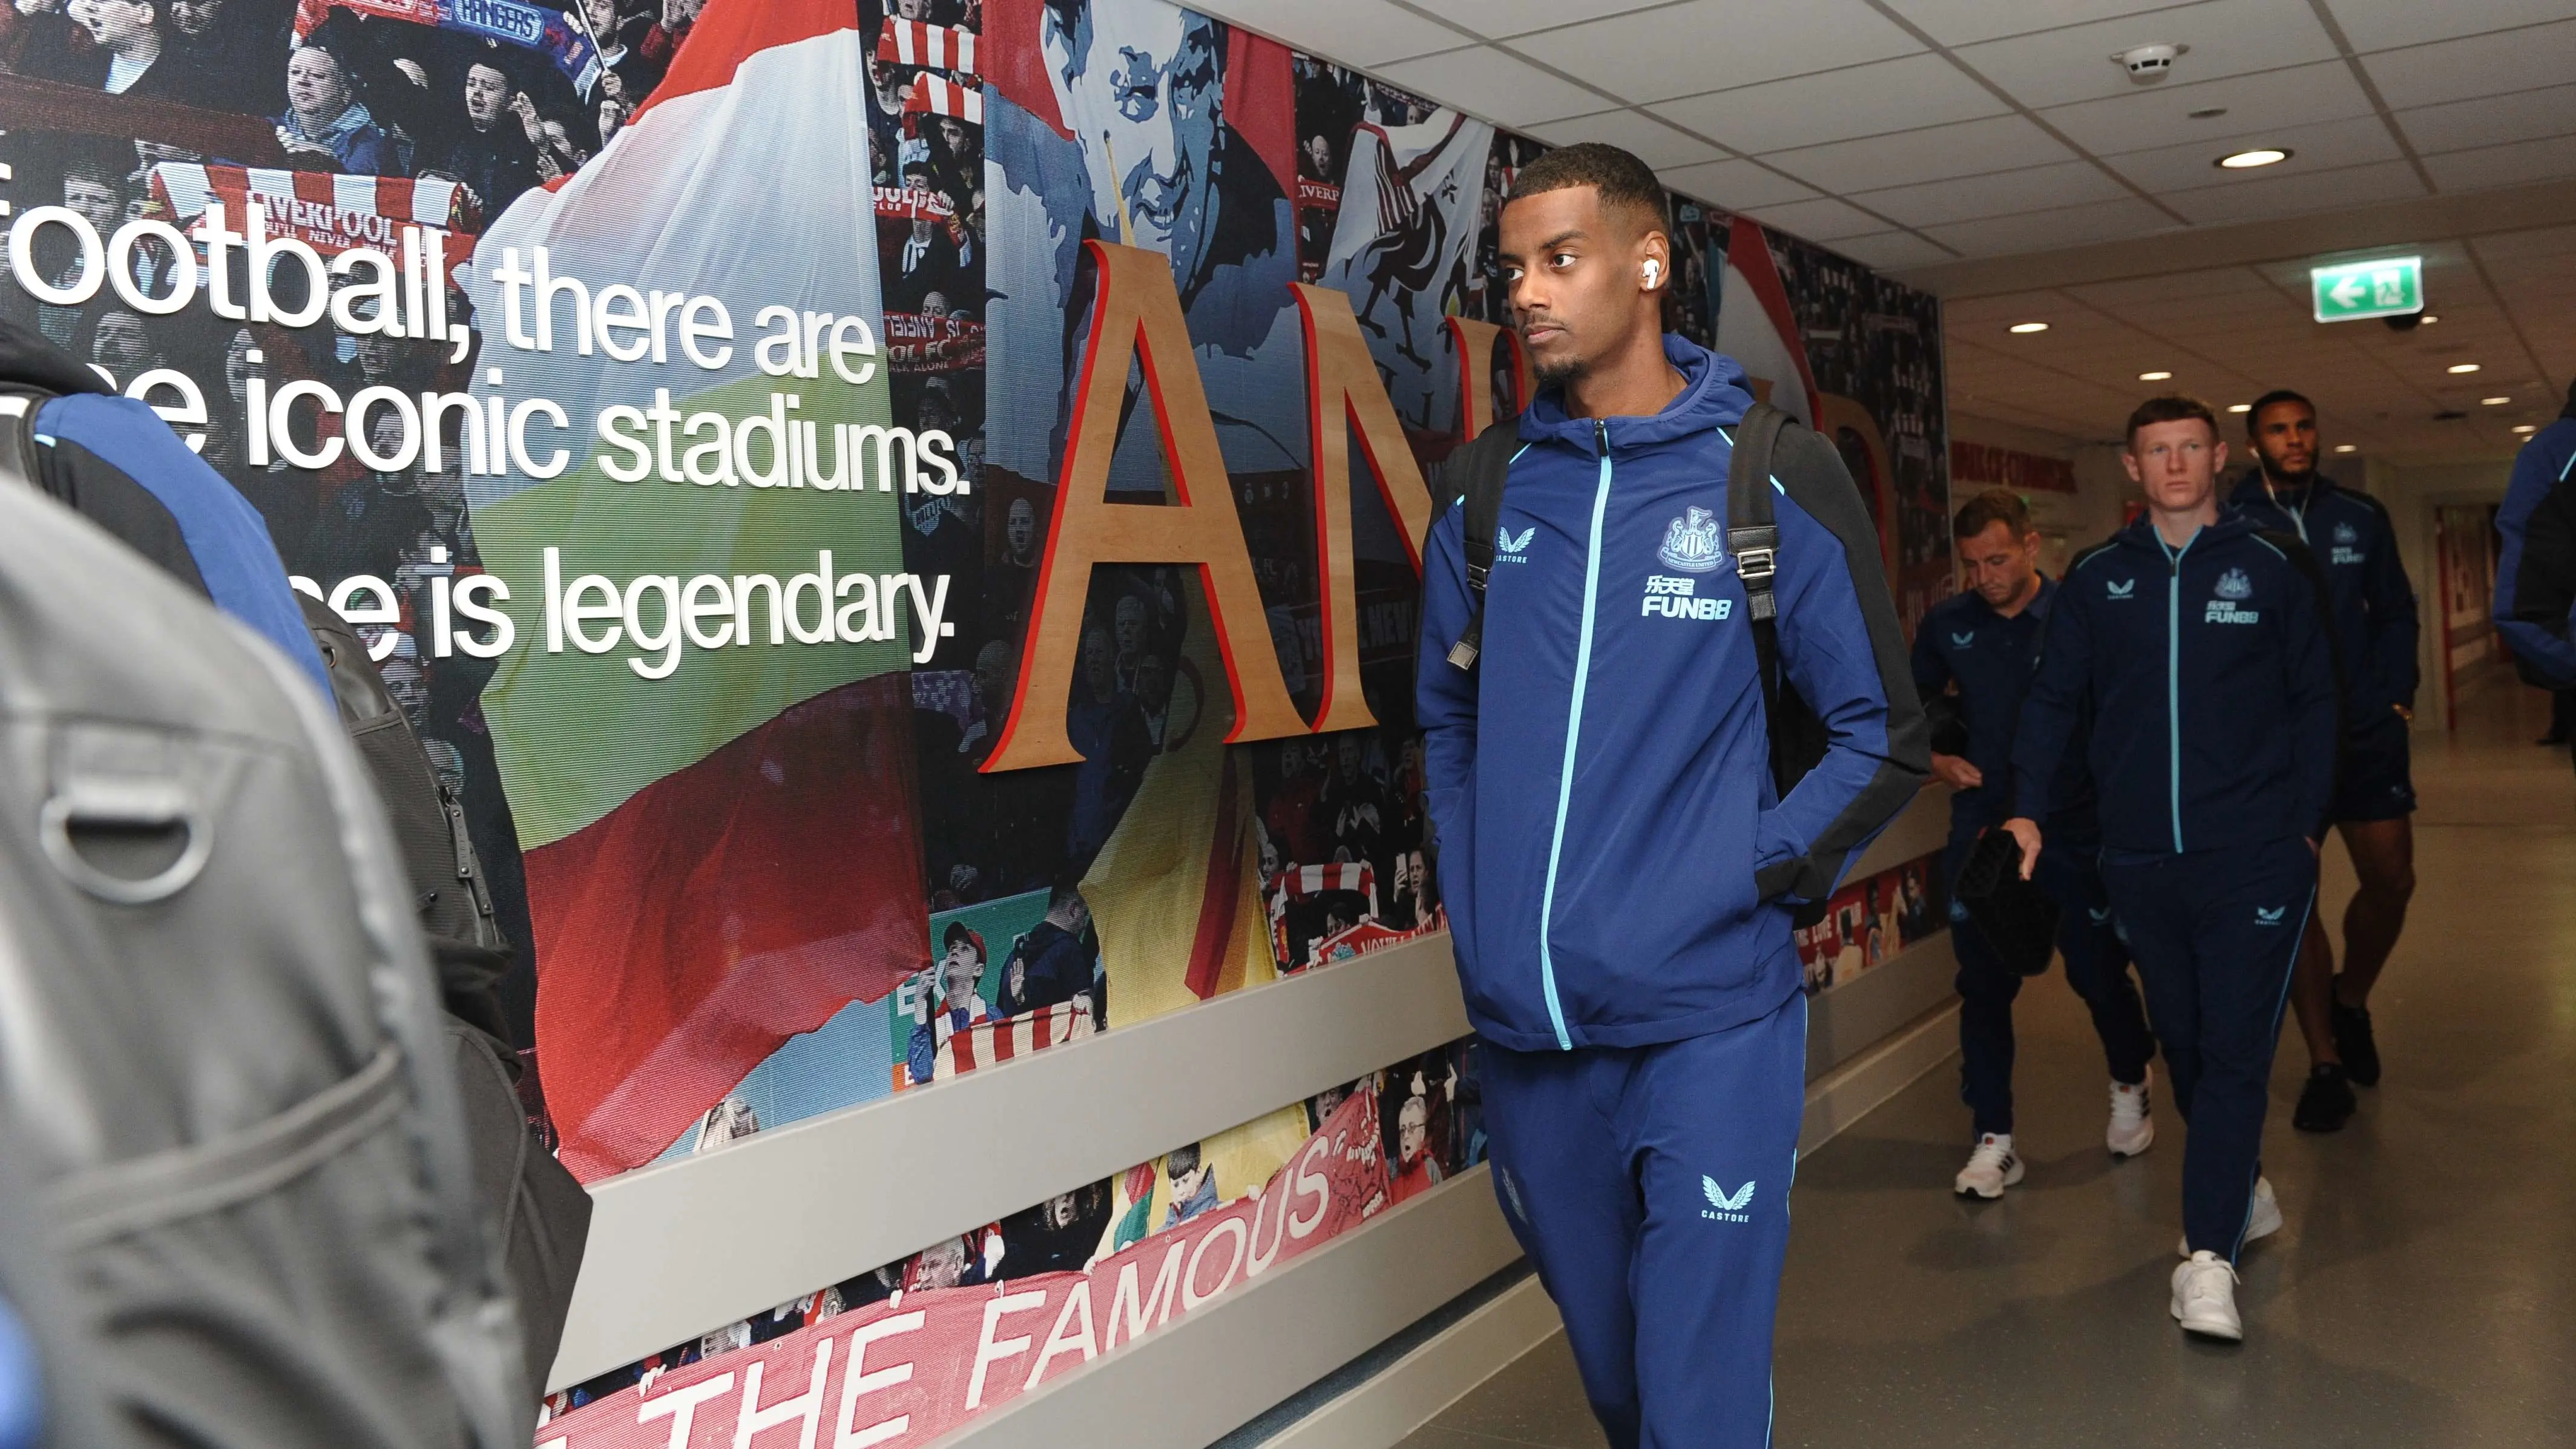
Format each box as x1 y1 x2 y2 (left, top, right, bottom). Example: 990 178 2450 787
2261 454 2316 487
1531 352 1583 389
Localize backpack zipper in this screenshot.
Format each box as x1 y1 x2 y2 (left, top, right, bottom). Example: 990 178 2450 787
1534 419 1613 1051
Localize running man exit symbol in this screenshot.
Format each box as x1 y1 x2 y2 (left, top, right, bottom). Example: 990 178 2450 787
2312 256 2422 323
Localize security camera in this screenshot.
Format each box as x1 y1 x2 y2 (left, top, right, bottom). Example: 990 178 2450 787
2111 43 2187 84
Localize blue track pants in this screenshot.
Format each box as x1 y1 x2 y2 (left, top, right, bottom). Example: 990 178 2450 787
1480 991 1807 1449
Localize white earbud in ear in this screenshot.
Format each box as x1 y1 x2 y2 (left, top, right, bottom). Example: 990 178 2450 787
1643 260 1661 287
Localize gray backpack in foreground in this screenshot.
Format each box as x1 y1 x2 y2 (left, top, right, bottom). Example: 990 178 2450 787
0 478 530 1447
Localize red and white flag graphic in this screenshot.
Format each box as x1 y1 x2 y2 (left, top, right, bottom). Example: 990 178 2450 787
878 19 977 73
904 73 984 123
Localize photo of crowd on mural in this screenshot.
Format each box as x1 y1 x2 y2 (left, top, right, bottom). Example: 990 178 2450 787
545 1036 1485 1425
0 0 1966 1430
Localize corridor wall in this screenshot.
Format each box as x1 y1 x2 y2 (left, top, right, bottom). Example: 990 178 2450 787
0 0 1953 1439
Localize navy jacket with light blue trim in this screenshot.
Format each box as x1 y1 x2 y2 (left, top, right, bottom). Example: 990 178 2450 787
1911 577 2098 845
2493 410 2576 689
2227 471 2419 724
1416 337 1927 1054
2012 513 2341 859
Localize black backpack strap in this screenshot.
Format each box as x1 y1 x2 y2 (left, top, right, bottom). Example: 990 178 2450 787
0 387 48 487
1434 423 1520 672
1729 401 1791 718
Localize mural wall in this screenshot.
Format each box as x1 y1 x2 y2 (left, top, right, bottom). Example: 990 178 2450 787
0 0 1950 1436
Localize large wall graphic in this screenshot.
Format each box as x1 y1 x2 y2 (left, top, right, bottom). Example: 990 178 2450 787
0 0 1950 1436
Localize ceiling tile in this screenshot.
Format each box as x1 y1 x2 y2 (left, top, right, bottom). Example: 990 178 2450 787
2423 133 2576 194
2470 225 2576 264
1424 0 1670 42
1656 159 1825 211
1527 110 1727 169
2396 84 2576 156
1375 45 1613 126
2100 113 2404 192
2324 0 2572 54
2162 159 2428 225
1921 196 2175 256
1648 53 2009 155
1827 231 1961 271
1190 0 1467 67
1849 160 2132 228
1761 113 2077 192
1942 290 2066 323
2037 59 2376 156
1510 0 1924 105
1738 195 1893 243
1950 0 2340 112
2362 21 2576 111
2066 266 2276 308
1880 0 2187 48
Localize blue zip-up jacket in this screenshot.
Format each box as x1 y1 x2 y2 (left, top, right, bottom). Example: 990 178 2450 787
1911 577 2098 844
1416 337 1927 1053
2228 470 2419 723
2493 404 2576 689
2012 513 2341 858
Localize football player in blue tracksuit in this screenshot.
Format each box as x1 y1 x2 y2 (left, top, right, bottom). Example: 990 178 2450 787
1416 144 1925 1448
1913 487 2157 1199
2005 395 2340 1344
2494 381 2576 735
2229 390 2420 1132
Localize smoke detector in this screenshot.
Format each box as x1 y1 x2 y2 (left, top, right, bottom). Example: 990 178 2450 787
2111 43 2187 84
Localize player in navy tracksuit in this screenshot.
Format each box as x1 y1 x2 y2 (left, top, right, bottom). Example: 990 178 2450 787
1913 488 2156 1198
2229 390 2419 1131
2494 381 2576 738
1416 145 1925 1448
2006 395 2339 1343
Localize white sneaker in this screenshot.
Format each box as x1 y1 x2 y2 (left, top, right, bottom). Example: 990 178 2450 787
2108 1072 2155 1158
2178 1177 2282 1257
2171 1251 2243 1341
1953 1133 2024 1198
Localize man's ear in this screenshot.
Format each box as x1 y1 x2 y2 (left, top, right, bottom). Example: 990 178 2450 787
2211 439 2230 473
1639 229 1672 292
2121 450 2144 484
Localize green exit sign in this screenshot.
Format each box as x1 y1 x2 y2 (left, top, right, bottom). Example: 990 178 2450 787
2311 256 2423 323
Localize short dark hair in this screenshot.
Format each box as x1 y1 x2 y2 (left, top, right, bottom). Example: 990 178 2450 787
2246 388 2314 432
1506 142 1668 235
2124 394 2220 448
1953 487 2031 542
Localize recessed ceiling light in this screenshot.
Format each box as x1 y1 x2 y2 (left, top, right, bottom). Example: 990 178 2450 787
2227 403 2252 413
2009 321 2049 334
2187 107 2229 120
2448 363 2481 373
2420 314 2439 324
2334 444 2357 453
2513 424 2538 434
2140 370 2173 381
2482 396 2511 406
2217 148 2291 169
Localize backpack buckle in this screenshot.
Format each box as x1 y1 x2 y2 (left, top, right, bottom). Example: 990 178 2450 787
1729 525 1778 583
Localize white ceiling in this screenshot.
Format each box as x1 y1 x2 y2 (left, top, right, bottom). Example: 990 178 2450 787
1193 0 2576 462
1940 228 2576 461
1196 0 2576 268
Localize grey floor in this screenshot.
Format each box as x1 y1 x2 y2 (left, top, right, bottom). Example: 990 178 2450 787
1401 682 2576 1448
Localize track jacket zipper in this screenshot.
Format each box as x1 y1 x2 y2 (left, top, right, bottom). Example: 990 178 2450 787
1536 419 1614 1051
2157 528 2198 853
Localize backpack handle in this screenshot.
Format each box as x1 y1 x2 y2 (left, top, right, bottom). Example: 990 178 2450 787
39 777 214 905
